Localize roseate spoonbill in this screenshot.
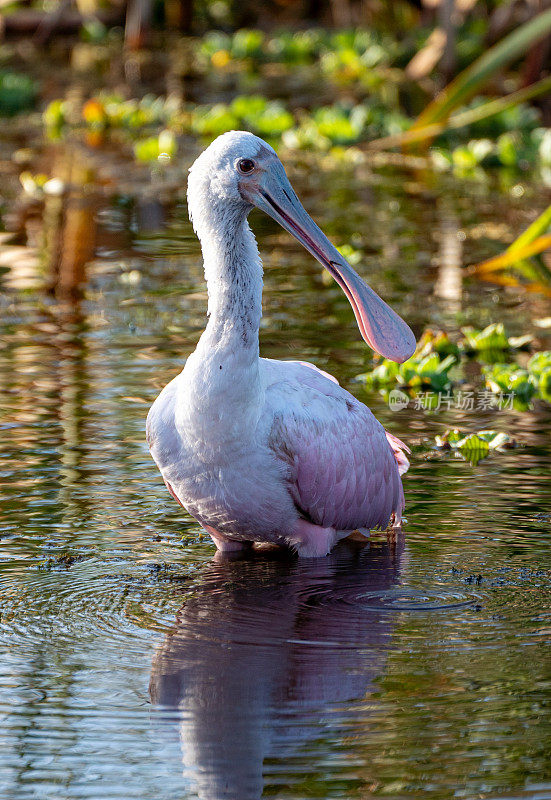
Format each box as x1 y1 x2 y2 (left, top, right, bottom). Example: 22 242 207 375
147 131 416 557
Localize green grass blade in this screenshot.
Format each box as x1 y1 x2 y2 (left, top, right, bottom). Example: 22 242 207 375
508 205 551 253
412 7 551 131
473 235 551 274
367 74 551 150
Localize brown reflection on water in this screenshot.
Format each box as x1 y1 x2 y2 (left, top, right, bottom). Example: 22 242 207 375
434 196 463 313
44 149 97 300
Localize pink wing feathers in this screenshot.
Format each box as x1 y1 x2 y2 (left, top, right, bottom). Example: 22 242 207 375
263 359 408 531
385 431 411 476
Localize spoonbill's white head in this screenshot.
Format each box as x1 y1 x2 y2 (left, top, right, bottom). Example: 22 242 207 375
187 130 416 363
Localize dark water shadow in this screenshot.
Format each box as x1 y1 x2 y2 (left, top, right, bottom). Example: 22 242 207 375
149 537 407 799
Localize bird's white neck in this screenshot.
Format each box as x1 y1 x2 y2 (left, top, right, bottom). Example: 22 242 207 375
179 203 264 448
196 205 263 357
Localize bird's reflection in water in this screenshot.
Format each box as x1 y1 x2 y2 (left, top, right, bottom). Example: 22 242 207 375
150 536 405 799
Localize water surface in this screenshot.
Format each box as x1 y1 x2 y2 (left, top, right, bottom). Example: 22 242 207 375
0 145 550 799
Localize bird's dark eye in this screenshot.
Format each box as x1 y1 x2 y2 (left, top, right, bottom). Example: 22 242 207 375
237 158 255 174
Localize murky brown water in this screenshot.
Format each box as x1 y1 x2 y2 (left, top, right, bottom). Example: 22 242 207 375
1 137 550 799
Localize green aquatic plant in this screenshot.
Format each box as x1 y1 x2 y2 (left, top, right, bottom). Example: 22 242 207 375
435 429 514 465
311 105 370 146
191 97 293 140
133 130 177 163
230 29 266 60
527 350 551 377
44 93 179 137
447 138 494 177
359 326 550 407
539 130 551 166
282 120 331 151
190 98 377 147
359 351 457 393
266 29 324 64
43 98 67 135
191 104 240 137
34 16 551 175
366 6 551 154
359 328 462 393
283 104 374 150
482 364 537 406
460 323 532 355
320 41 388 86
19 171 49 197
527 351 551 400
0 71 37 116
415 329 460 360
471 205 551 290
335 243 363 266
230 96 294 138
411 7 551 137
197 27 396 76
369 77 551 152
199 28 266 66
430 127 550 178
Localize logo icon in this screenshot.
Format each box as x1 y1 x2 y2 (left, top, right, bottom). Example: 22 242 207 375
388 389 409 412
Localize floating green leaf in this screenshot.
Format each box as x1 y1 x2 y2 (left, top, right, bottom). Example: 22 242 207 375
482 363 537 405
435 429 463 448
416 329 461 359
527 351 551 377
435 428 514 465
358 351 457 392
460 323 532 354
455 433 490 465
